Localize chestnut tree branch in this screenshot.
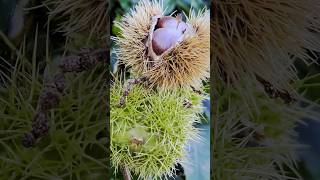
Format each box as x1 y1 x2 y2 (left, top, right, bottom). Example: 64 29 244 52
22 48 107 147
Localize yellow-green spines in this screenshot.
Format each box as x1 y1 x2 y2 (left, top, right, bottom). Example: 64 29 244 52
113 0 210 89
110 82 203 179
214 85 314 179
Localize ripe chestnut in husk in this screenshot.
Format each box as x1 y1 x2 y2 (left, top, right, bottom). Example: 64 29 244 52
113 0 210 89
151 15 189 55
152 28 182 55
149 15 190 56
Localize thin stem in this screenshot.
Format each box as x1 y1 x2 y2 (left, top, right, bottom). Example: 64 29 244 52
121 165 131 180
190 85 203 95
117 76 147 108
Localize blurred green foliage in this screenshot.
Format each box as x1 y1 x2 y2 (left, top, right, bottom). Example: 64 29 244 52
0 43 108 179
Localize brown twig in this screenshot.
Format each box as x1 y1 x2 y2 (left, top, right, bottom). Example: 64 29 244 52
121 165 131 180
183 99 192 108
22 48 107 148
117 76 147 108
190 85 203 95
255 75 295 104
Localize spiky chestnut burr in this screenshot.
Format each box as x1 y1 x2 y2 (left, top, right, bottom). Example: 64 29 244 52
212 0 320 92
213 84 317 179
111 81 204 179
45 0 108 38
113 0 209 89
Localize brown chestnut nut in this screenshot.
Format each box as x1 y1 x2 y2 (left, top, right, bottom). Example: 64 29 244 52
152 28 182 55
156 16 188 33
156 16 179 29
177 22 188 33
